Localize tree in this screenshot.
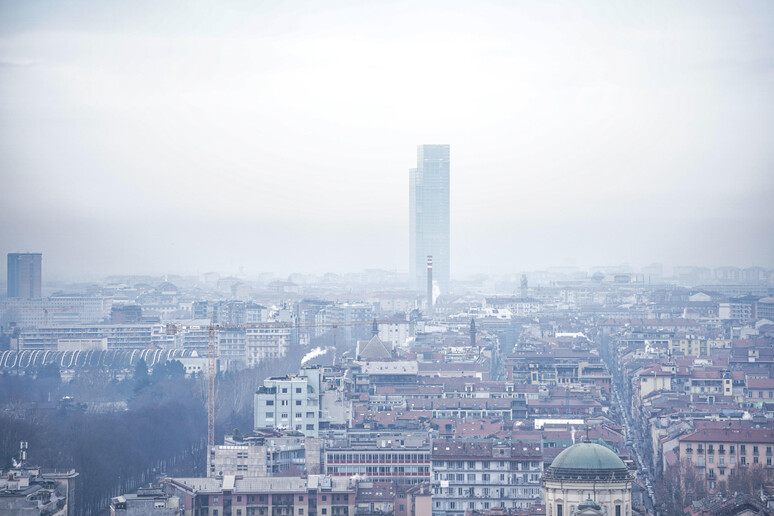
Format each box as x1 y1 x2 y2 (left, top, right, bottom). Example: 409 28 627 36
654 458 707 516
727 464 767 496
133 359 150 394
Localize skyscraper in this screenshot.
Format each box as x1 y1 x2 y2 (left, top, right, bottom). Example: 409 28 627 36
7 253 42 299
410 144 450 293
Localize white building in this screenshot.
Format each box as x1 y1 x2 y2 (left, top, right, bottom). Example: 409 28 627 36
543 442 632 516
431 441 543 516
254 367 322 437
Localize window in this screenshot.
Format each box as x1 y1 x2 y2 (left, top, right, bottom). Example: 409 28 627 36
615 506 621 516
237 511 242 516
557 504 563 516
322 510 327 515
265 412 274 419
296 400 302 406
237 496 242 502
266 400 274 406
282 388 288 393
299 511 304 515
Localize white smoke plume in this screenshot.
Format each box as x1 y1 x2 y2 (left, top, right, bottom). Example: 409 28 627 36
301 346 330 365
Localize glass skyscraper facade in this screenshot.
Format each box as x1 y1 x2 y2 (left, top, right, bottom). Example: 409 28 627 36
409 144 450 292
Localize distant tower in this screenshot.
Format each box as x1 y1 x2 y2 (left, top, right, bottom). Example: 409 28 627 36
520 274 528 299
7 253 42 299
410 144 450 293
372 318 379 337
470 318 476 347
426 256 434 316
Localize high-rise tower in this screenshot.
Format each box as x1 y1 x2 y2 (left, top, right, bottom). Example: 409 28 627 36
7 253 42 299
409 144 450 293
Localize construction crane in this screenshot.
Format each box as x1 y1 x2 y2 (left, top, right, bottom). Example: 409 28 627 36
207 314 216 450
202 317 385 451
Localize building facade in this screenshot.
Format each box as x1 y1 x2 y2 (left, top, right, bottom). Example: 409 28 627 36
409 145 450 293
7 253 42 299
430 441 543 516
254 367 323 438
542 443 632 516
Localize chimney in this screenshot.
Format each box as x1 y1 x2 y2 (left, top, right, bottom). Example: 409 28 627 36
427 256 433 317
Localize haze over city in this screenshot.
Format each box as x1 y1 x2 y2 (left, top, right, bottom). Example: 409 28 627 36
2 0 773 280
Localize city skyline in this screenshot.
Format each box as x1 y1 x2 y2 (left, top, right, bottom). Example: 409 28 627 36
1 1 773 279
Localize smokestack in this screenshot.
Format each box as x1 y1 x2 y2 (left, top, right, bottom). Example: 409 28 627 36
427 255 433 317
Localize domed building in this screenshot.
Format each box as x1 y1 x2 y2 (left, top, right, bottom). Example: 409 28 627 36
543 442 632 516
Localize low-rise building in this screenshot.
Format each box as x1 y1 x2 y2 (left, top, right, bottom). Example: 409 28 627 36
164 475 356 516
110 486 182 515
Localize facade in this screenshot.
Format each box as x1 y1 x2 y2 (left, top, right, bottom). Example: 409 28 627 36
7 253 42 299
1 295 112 329
208 434 307 478
430 441 543 516
164 475 356 516
110 486 182 515
254 367 323 437
0 467 78 516
409 145 450 293
13 324 166 350
678 428 774 492
542 443 632 516
323 431 432 485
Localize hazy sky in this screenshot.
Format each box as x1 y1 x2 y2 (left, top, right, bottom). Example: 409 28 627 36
1 0 773 280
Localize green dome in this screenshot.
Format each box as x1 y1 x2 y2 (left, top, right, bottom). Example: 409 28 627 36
578 498 602 511
544 443 630 482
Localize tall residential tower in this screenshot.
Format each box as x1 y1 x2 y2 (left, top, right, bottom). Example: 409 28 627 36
409 144 450 293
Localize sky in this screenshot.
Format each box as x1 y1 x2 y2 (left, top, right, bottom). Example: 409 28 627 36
1 0 773 280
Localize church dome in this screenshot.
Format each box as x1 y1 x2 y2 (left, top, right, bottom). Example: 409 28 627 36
543 442 630 482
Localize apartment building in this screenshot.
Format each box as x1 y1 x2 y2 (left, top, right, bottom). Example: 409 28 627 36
678 428 774 492
254 367 322 438
165 475 355 516
208 433 307 478
430 441 543 516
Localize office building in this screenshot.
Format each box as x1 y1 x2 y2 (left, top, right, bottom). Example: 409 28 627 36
409 145 450 293
7 253 42 299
